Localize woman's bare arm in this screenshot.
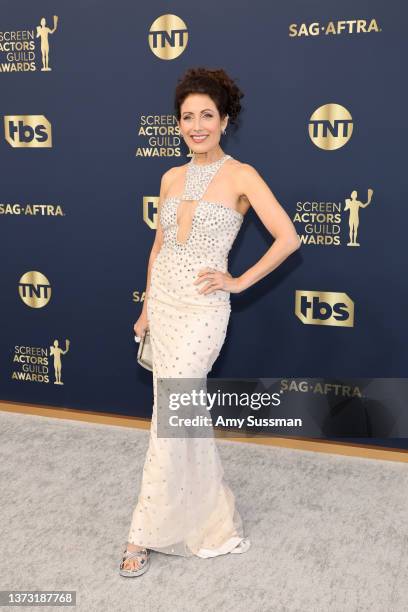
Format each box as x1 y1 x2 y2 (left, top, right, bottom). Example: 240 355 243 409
236 164 301 292
141 169 172 315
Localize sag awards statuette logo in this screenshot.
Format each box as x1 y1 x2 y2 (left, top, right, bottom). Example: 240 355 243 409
293 188 374 247
0 16 59 73
18 271 51 308
345 188 373 246
36 15 58 71
4 115 52 147
50 339 70 385
148 14 188 60
12 339 70 384
295 290 354 327
308 104 353 150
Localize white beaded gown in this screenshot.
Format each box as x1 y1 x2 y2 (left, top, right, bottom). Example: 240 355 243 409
127 153 247 557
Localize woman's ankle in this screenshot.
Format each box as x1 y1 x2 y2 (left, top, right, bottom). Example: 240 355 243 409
126 541 145 552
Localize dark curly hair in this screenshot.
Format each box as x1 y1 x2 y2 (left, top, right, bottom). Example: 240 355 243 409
174 67 244 131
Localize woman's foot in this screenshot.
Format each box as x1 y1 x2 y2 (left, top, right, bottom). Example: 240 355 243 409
119 542 150 576
123 543 145 571
230 537 251 554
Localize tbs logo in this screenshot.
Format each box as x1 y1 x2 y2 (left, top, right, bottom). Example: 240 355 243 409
295 290 354 327
4 115 52 148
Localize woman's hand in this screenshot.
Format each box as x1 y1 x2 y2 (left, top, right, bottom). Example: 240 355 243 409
134 311 149 339
193 267 242 295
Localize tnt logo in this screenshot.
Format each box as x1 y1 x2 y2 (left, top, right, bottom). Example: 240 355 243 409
148 14 188 60
4 115 52 148
308 104 353 150
295 290 354 327
18 271 52 308
143 196 159 229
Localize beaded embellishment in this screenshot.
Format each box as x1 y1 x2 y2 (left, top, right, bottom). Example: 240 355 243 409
149 151 244 306
182 154 232 200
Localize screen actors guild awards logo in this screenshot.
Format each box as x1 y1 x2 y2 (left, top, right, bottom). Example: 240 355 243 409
36 15 59 71
292 186 374 247
344 188 373 246
50 339 70 385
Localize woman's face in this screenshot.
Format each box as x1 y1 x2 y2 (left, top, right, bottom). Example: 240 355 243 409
178 94 227 152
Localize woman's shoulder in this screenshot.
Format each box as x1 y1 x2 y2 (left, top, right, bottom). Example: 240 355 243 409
161 159 188 184
227 156 255 173
226 157 259 188
160 163 182 191
162 162 183 176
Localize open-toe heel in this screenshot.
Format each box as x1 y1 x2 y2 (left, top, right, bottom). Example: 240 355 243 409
119 543 150 577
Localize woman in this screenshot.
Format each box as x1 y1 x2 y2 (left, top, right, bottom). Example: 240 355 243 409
119 67 300 576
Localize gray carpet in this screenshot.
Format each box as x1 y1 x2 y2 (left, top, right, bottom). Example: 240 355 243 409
0 410 407 612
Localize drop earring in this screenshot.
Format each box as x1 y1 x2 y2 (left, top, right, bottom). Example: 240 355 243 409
222 114 229 136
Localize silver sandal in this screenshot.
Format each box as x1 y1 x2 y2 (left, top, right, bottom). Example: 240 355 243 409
230 537 251 554
119 543 150 577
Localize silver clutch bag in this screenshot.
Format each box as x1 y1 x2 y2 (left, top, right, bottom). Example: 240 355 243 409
136 329 153 371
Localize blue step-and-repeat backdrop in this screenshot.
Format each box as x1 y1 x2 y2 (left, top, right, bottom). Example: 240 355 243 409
1 1 407 449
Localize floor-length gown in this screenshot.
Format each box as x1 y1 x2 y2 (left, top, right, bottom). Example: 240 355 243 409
127 152 247 558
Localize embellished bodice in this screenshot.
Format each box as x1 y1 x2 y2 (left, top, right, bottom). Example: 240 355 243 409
159 154 243 260
150 153 244 307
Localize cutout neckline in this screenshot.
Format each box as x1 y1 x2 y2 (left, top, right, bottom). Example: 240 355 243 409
165 153 240 246
190 153 231 167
